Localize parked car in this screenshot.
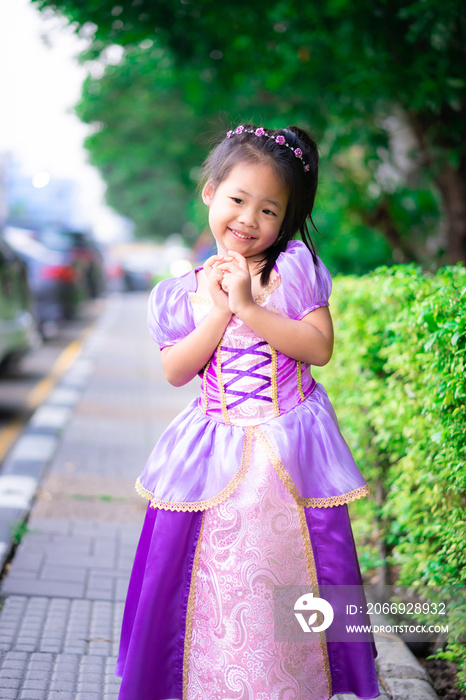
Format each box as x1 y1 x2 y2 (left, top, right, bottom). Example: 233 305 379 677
37 228 106 299
0 234 36 366
4 227 88 337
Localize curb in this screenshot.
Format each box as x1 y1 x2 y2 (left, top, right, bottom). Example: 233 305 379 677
0 361 93 571
372 611 439 700
0 299 116 572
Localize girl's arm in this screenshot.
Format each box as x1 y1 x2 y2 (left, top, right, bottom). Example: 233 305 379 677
161 256 232 386
219 252 334 366
236 304 333 366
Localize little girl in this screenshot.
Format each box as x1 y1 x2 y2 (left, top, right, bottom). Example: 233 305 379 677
116 124 380 699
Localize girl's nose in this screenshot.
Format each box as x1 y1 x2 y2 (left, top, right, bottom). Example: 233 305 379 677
237 207 257 228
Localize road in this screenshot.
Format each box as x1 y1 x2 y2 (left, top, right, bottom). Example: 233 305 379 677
0 300 105 469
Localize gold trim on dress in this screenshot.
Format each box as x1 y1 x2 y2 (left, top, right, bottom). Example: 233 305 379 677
202 359 211 414
216 339 231 425
135 426 255 512
297 360 305 402
297 505 333 696
182 511 205 697
253 427 372 507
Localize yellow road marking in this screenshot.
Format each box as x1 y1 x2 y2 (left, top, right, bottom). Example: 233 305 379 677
26 338 84 410
0 327 92 463
0 419 24 462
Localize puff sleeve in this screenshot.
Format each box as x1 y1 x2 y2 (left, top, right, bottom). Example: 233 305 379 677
147 277 196 349
277 240 332 320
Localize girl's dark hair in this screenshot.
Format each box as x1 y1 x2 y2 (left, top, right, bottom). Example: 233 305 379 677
201 124 319 285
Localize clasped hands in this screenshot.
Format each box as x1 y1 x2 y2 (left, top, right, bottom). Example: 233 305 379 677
203 251 255 317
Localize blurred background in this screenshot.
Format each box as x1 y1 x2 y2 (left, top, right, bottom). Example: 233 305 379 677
1 0 464 364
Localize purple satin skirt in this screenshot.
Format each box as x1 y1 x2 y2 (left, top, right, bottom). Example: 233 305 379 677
116 435 379 699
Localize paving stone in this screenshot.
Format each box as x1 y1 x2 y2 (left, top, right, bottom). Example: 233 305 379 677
25 670 51 681
4 652 30 660
0 666 24 678
2 579 85 598
1 690 20 699
41 566 87 583
49 680 76 691
2 659 28 670
23 678 49 689
0 675 22 687
78 672 102 683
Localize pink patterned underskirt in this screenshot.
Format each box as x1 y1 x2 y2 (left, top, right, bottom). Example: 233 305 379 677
185 432 332 699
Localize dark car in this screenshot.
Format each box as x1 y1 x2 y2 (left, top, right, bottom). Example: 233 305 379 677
37 228 106 299
0 234 36 366
4 227 88 337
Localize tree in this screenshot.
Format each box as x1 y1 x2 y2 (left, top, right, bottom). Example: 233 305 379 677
33 0 466 263
75 49 206 238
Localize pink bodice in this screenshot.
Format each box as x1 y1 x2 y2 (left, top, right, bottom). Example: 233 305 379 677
138 245 371 511
189 291 316 427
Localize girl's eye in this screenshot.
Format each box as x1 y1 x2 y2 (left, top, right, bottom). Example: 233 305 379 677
231 197 243 204
263 209 276 216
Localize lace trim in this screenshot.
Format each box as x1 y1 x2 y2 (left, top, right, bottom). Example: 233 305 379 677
297 360 305 402
253 273 282 304
188 292 213 306
182 511 205 696
134 427 254 512
253 427 372 507
297 505 333 696
188 273 282 307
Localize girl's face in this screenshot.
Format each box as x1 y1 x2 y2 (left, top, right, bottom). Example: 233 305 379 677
202 160 288 264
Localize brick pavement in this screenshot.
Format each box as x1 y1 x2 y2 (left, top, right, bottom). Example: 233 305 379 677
0 292 438 700
0 293 197 699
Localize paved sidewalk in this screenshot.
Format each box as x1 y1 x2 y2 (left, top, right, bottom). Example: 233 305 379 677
0 293 438 699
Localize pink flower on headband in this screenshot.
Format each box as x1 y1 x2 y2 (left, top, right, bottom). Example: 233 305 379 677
236 125 244 134
294 148 303 158
227 130 233 138
304 164 310 172
255 127 265 137
275 135 285 145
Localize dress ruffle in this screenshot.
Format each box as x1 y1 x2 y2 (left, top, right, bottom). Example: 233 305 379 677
136 383 370 512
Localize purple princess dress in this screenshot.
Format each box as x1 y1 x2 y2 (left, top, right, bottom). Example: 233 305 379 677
115 240 380 700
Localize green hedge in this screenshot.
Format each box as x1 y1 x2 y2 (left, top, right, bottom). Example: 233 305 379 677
314 263 466 687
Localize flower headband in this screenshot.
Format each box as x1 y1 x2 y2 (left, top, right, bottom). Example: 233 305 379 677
226 125 310 172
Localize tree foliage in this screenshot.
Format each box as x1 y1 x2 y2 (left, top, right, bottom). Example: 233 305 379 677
75 49 206 238
315 263 466 685
33 0 466 263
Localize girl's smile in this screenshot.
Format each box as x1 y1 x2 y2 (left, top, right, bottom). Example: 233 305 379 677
228 227 255 240
202 161 289 267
